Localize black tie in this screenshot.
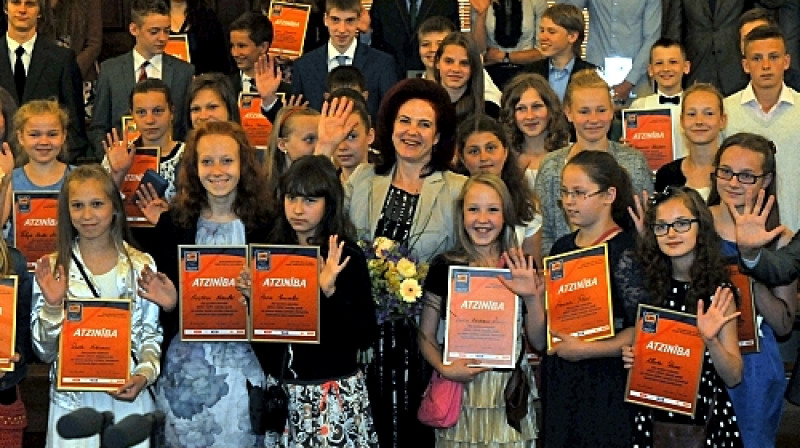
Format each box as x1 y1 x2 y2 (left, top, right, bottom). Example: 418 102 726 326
249 78 258 93
659 95 680 105
709 0 716 15
409 0 417 29
14 46 25 100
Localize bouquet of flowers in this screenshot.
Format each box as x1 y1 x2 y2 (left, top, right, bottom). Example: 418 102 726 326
358 236 429 324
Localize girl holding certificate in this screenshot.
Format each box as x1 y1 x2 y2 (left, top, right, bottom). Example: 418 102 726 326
419 174 537 447
626 185 743 447
248 155 378 447
30 165 163 448
707 133 794 447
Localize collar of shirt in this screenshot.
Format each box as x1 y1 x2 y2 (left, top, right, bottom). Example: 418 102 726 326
548 57 575 78
132 50 164 80
240 71 256 91
655 89 682 99
327 39 357 69
7 33 36 70
741 82 794 118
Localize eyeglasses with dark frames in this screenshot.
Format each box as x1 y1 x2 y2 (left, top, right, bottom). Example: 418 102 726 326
712 167 770 185
651 218 699 237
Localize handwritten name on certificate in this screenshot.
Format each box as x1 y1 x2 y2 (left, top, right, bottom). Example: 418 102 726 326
625 305 705 417
250 245 320 344
268 1 311 58
444 267 518 369
544 244 614 350
729 265 759 354
13 191 58 270
623 108 674 172
122 147 159 227
57 299 132 391
239 92 273 148
0 276 18 371
179 246 249 342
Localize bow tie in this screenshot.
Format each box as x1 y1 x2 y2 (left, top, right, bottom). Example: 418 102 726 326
659 95 680 105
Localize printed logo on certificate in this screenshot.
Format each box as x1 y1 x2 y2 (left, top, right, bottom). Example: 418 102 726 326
13 191 59 271
0 276 18 371
543 244 614 350
121 116 140 145
268 1 311 58
622 108 675 172
165 34 190 62
121 147 159 227
625 304 705 417
57 299 132 391
728 265 759 353
178 246 249 341
443 266 518 369
249 244 320 344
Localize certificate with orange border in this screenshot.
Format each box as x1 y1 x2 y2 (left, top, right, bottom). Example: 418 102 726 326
57 299 132 391
729 265 759 354
443 267 518 368
239 92 273 148
625 304 705 417
179 246 249 341
622 108 674 171
122 147 159 227
13 191 58 271
122 116 139 145
268 1 311 58
544 244 614 351
0 276 18 371
165 34 190 62
249 244 320 343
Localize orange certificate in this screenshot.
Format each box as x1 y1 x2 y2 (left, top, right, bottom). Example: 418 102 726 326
122 147 159 227
165 34 190 63
179 246 249 341
622 108 674 172
729 265 759 354
239 92 272 148
13 191 58 271
0 276 18 371
443 267 518 368
122 116 140 145
57 299 132 391
625 304 705 417
544 244 614 351
250 245 320 343
268 1 311 58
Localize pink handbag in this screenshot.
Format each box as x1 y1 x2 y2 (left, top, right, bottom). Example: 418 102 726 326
417 371 463 428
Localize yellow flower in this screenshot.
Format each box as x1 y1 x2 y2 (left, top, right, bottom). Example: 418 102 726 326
374 237 395 257
396 258 417 278
399 278 422 303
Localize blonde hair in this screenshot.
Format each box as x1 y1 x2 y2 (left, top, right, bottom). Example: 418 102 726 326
563 69 612 108
265 106 320 198
14 99 69 165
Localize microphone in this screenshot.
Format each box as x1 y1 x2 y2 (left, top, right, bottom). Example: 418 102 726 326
102 411 165 448
57 407 114 439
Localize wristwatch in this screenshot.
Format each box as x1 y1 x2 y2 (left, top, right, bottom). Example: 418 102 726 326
503 52 510 64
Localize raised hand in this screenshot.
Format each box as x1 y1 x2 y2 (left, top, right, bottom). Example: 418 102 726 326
134 182 168 225
35 256 67 307
253 54 283 105
0 142 14 178
727 189 784 259
285 94 308 108
498 248 543 299
137 264 177 311
697 287 740 344
470 0 492 15
627 189 649 236
103 128 136 187
315 97 359 157
319 235 351 297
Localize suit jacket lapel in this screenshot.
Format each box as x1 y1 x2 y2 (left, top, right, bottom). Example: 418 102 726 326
0 37 17 104
369 170 392 237
162 55 174 89
411 171 445 240
24 38 49 103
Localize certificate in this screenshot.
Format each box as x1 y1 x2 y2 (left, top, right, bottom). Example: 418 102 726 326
268 1 311 58
179 246 249 341
622 108 675 171
57 299 132 391
165 34 190 63
0 276 18 371
625 304 705 417
121 147 159 227
250 245 320 343
122 116 139 145
544 244 614 350
729 265 759 354
239 92 276 148
443 267 518 368
13 191 58 270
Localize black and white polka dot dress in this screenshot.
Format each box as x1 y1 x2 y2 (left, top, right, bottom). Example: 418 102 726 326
631 279 743 448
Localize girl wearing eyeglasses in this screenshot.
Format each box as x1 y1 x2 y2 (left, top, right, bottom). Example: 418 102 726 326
706 133 795 448
624 185 743 447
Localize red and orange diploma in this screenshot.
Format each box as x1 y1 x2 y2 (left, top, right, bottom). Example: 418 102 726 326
165 34 190 62
729 265 759 353
268 2 311 58
0 276 18 371
622 108 675 172
13 191 58 270
121 147 159 227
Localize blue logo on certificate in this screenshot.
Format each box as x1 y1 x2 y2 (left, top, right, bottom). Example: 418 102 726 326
255 250 271 271
454 272 470 293
626 112 638 128
642 311 658 333
18 195 30 213
185 251 199 271
67 302 83 321
549 260 564 281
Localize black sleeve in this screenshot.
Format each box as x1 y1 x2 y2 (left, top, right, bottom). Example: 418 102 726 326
740 234 800 286
10 248 33 367
326 241 376 350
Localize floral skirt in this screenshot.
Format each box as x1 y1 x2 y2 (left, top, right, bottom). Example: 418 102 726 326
267 371 378 447
436 369 537 448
